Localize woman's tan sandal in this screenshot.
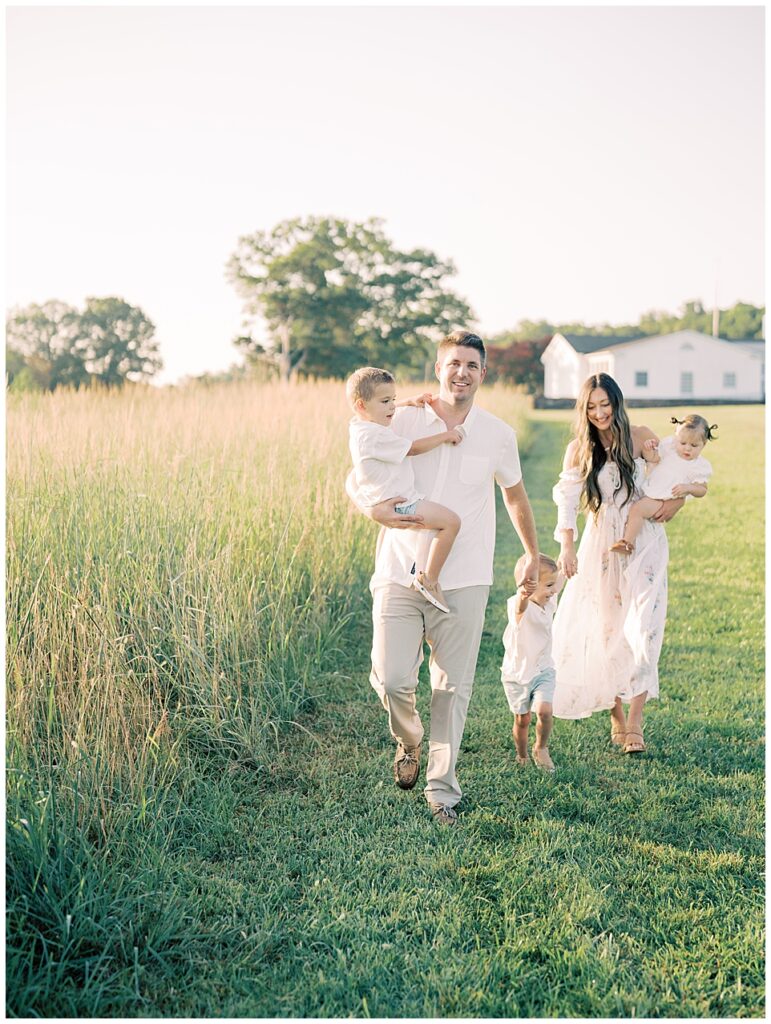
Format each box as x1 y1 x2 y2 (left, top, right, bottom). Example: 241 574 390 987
611 727 626 746
624 731 646 754
609 540 635 555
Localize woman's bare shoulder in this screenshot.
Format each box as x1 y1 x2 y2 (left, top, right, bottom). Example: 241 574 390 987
631 423 658 443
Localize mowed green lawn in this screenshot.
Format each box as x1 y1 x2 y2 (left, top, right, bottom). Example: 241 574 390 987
8 405 763 1017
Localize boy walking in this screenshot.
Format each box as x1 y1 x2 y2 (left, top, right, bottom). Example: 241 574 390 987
501 553 564 772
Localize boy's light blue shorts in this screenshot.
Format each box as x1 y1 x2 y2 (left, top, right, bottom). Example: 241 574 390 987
394 499 420 515
501 667 556 715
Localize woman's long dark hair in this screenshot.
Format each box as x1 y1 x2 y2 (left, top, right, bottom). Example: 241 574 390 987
574 373 637 516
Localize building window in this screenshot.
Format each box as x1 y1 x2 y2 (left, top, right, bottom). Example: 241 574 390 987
723 372 736 388
681 372 694 395
635 371 648 387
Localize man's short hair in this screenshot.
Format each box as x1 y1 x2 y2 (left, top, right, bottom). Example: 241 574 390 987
437 330 486 367
345 366 395 407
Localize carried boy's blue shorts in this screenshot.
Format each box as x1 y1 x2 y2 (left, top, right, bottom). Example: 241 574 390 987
501 667 556 715
394 499 419 515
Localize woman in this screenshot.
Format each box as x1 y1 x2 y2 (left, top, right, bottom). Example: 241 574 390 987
552 374 683 752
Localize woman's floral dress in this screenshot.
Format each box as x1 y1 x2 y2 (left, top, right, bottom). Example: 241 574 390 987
551 458 668 718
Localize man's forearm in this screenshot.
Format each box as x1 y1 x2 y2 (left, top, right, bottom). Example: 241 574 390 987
503 486 539 556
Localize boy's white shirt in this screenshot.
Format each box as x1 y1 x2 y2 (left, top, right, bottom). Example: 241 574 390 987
501 594 556 686
346 403 523 592
348 418 421 508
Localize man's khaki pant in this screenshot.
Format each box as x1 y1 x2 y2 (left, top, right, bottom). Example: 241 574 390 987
370 582 490 808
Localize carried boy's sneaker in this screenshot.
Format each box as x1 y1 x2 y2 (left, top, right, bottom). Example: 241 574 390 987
429 802 458 826
412 572 450 613
393 742 421 789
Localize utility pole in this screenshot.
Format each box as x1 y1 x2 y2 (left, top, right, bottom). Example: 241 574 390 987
712 261 720 338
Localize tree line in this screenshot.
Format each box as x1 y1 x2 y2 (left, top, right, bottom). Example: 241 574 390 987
6 297 161 391
6 216 765 392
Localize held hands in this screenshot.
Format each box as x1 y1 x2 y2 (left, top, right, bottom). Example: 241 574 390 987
368 497 425 530
519 554 540 594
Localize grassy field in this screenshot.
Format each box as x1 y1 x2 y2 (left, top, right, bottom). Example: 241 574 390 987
6 391 763 1017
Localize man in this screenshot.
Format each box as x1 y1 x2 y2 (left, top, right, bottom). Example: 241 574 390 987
347 331 539 825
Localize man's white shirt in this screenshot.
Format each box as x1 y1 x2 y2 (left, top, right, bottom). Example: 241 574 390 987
346 403 522 592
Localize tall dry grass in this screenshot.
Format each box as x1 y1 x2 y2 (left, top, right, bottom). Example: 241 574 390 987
7 378 531 806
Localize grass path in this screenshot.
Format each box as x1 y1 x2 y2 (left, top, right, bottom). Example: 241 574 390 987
32 410 765 1018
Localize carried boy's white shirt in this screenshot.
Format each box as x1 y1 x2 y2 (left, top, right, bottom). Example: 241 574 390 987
346 403 523 592
348 418 421 508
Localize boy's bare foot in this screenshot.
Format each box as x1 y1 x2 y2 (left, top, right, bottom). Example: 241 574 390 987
532 746 555 772
515 754 529 767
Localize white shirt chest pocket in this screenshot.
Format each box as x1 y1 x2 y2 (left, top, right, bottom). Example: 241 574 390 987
458 454 490 485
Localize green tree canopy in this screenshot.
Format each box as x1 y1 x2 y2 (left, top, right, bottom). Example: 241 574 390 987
6 300 86 390
6 297 161 391
226 217 474 380
77 297 161 386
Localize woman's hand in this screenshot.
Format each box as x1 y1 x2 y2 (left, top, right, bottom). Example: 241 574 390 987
651 497 685 522
368 497 425 529
557 546 578 579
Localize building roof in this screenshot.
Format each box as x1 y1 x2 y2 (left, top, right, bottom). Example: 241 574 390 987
559 333 643 354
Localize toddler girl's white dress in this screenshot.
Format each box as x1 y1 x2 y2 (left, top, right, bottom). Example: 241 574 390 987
551 457 668 719
641 435 713 500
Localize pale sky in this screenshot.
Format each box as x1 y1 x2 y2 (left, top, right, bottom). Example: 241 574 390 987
6 5 765 384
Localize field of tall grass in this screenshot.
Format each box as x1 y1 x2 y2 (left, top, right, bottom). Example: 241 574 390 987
6 378 532 1014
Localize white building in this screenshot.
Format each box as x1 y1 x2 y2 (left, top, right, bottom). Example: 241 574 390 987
541 330 765 403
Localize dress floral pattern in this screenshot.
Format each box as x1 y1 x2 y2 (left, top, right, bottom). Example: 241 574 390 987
551 458 668 719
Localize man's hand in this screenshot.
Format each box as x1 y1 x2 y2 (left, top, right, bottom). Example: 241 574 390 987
651 497 685 522
368 497 425 529
519 554 540 593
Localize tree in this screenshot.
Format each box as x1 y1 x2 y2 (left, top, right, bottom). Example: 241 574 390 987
226 217 474 381
77 297 161 386
5 297 162 390
486 335 551 393
5 300 86 390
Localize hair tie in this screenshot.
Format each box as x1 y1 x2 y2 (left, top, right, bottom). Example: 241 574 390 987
670 416 683 425
707 423 719 441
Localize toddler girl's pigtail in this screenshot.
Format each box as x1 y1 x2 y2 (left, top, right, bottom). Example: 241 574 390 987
670 416 684 426
706 423 719 441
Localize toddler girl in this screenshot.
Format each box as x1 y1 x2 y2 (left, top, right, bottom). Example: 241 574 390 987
346 366 463 613
609 414 716 556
